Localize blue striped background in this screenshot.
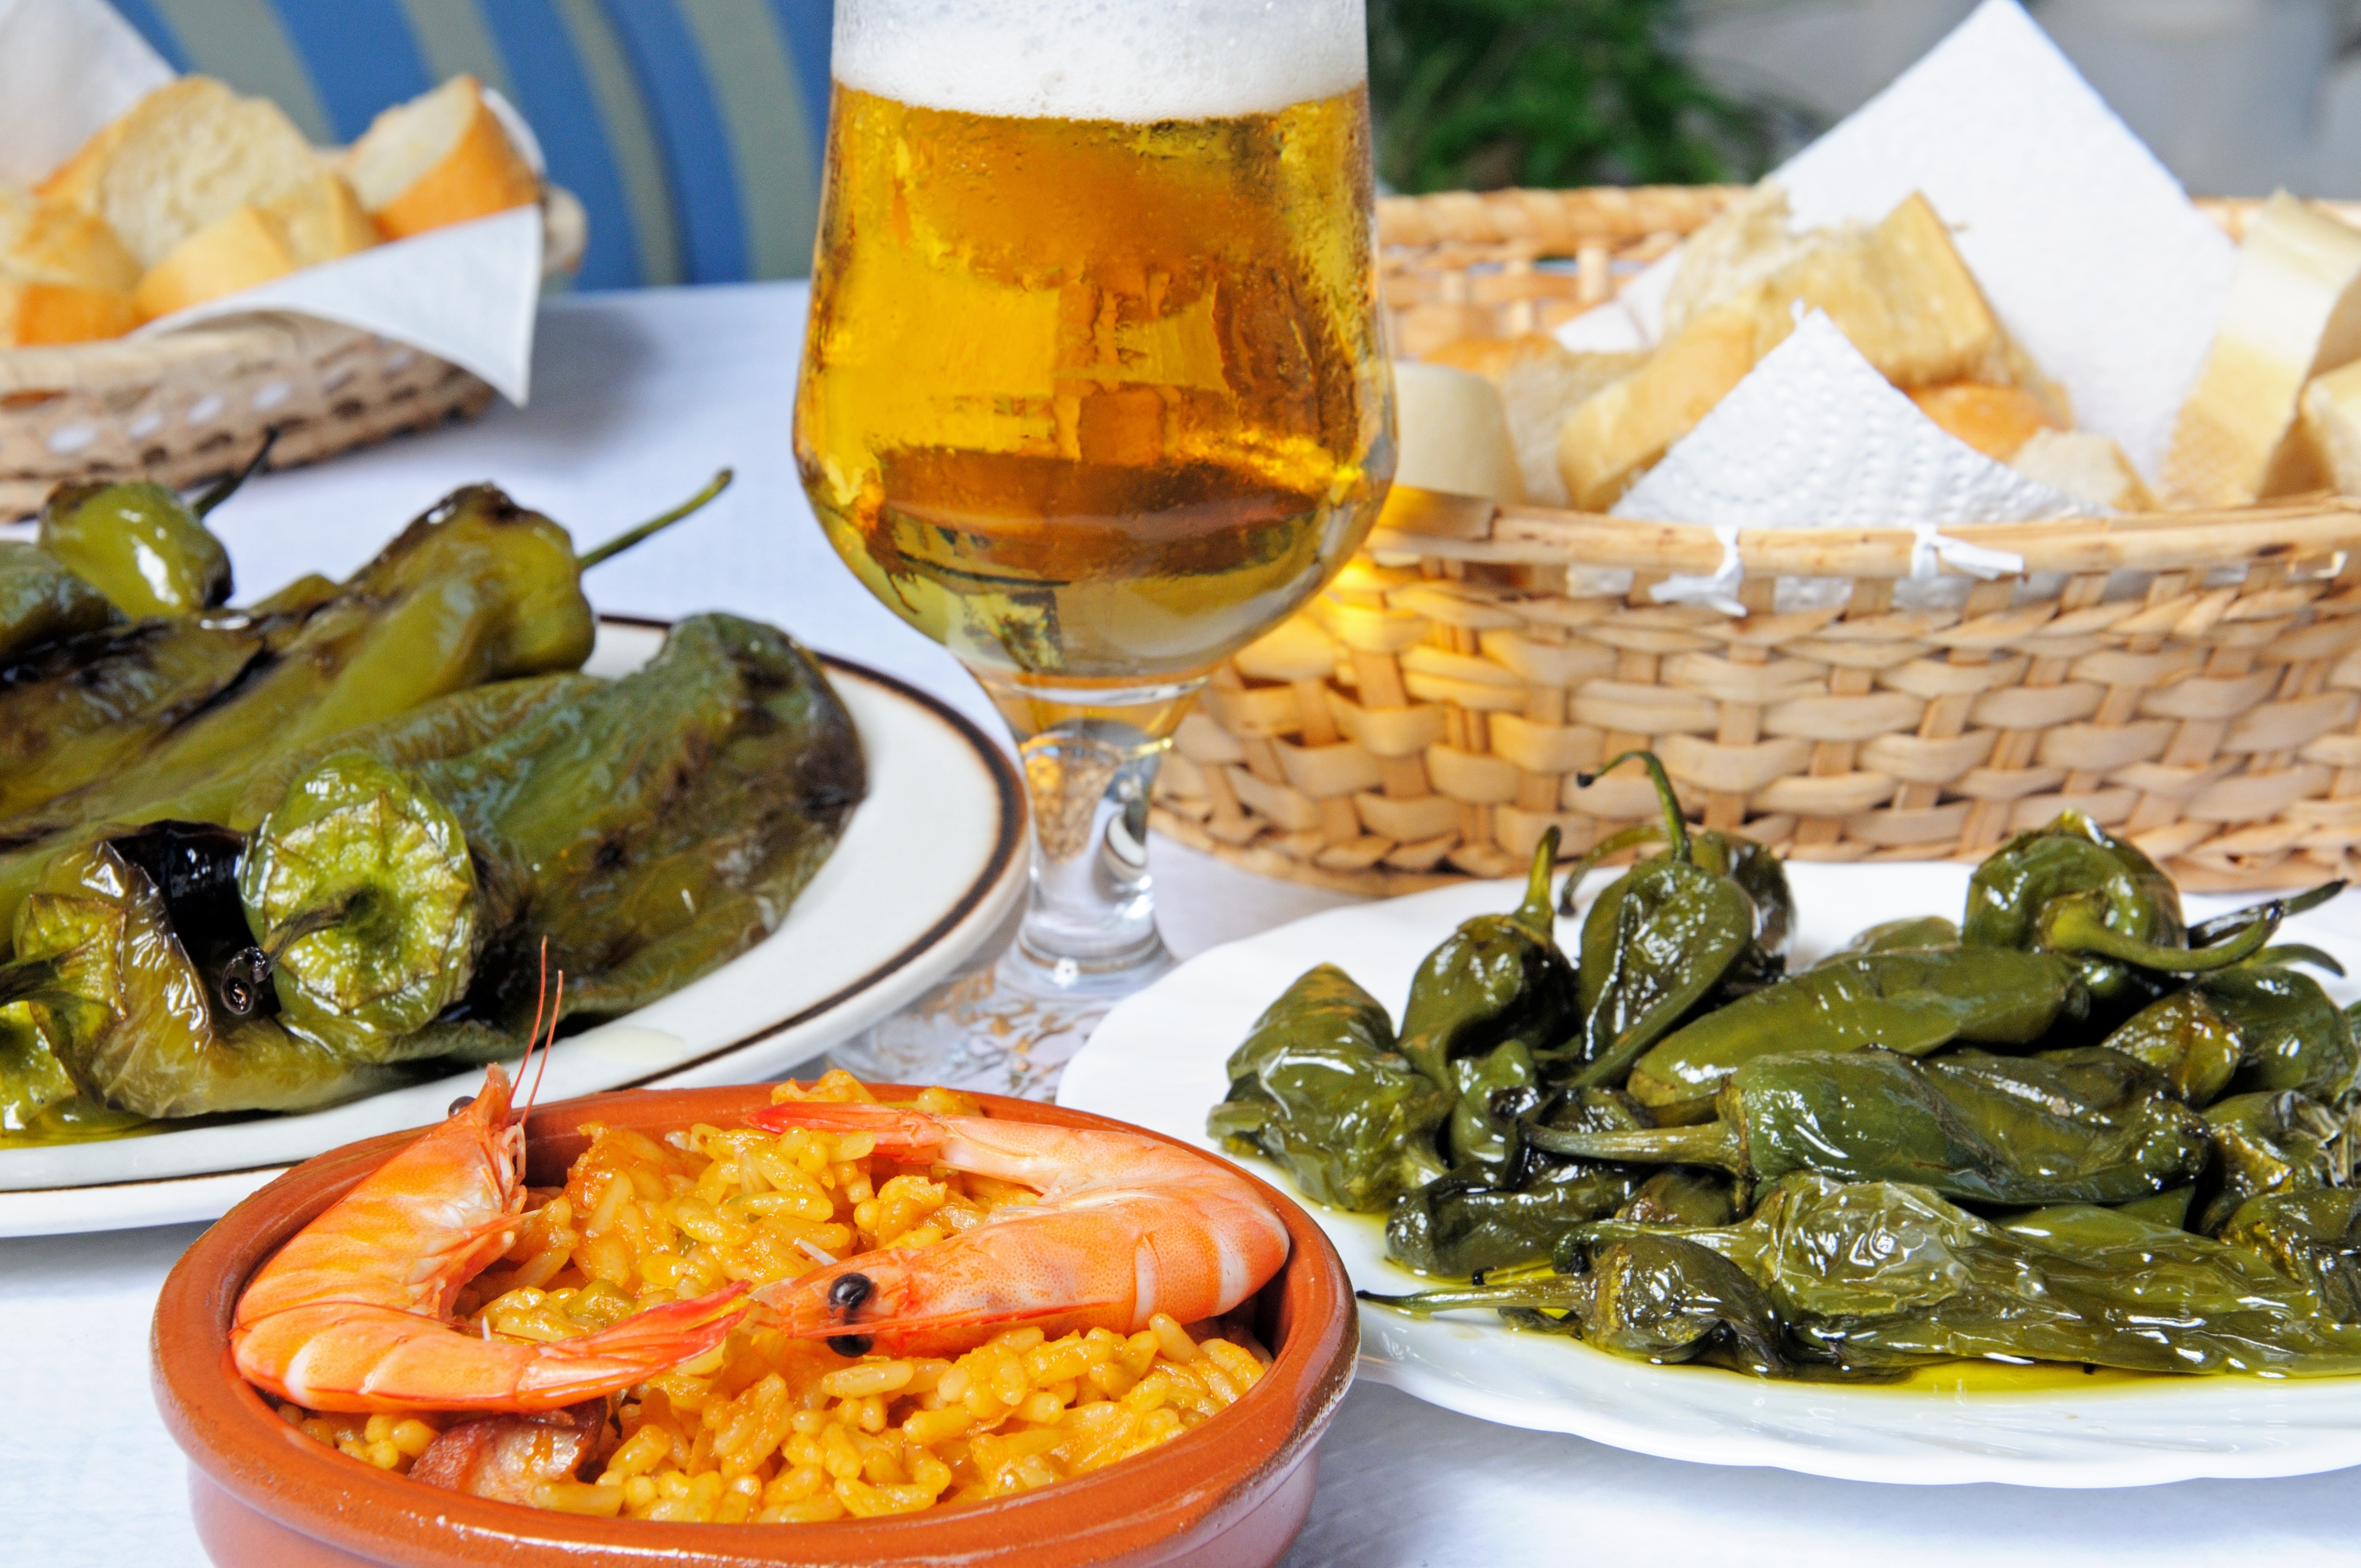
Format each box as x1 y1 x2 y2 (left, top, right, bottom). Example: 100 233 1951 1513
111 0 833 289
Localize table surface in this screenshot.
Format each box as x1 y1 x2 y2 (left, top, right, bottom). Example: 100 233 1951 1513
5 282 2356 1568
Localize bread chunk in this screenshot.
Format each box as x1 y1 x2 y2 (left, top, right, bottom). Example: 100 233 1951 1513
130 170 373 320
0 184 138 344
345 75 537 239
2008 429 2156 513
42 78 322 271
1558 189 2033 510
2166 192 2361 506
1908 382 2062 460
2300 359 2361 497
1425 334 1642 506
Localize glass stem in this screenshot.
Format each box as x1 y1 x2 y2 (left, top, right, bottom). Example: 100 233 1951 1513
1009 721 1171 988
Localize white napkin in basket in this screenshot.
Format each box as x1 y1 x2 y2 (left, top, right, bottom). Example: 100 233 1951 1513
0 0 171 187
1555 0 2234 487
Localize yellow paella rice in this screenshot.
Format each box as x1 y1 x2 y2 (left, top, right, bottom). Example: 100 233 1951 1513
277 1071 1271 1523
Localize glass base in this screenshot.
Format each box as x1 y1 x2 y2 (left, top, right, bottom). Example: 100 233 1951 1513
828 935 1171 1101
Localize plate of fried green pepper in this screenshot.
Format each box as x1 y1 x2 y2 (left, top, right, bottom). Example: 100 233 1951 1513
0 471 1026 1236
1061 753 2361 1484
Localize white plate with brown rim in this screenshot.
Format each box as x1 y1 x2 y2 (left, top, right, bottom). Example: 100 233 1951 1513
1059 862 2361 1487
0 617 1026 1237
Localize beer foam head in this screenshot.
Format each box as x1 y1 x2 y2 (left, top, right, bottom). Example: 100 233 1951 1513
835 0 1366 122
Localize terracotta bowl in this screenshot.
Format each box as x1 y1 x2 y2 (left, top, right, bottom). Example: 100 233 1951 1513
153 1085 1357 1568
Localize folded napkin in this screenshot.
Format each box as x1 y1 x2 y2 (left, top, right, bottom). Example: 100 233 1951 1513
1558 0 2234 490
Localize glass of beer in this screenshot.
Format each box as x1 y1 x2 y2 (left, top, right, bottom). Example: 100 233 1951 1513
797 0 1394 1094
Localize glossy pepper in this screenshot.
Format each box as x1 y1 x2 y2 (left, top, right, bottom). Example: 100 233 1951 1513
1963 811 2289 1008
37 480 232 619
1394 829 1578 1091
0 542 118 664
0 476 728 950
1375 1172 2361 1377
6 829 423 1120
2219 1189 2361 1322
400 612 866 1035
1559 818 1793 993
2101 959 2358 1107
1383 1087 1650 1277
1566 753 1755 1090
1623 946 2088 1111
1529 1046 2210 1206
2194 1089 2354 1235
1208 963 1451 1212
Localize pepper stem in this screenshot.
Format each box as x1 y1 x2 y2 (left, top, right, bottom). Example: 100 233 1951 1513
2042 891 2282 973
0 956 60 1008
1357 1277 1592 1315
1578 750 1689 864
1522 1117 1747 1174
2188 881 2344 948
576 469 734 570
1555 821 1663 916
191 426 280 518
1514 827 1560 938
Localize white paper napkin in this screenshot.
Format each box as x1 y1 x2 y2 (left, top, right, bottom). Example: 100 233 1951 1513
130 206 546 404
1555 0 2233 484
1618 311 2091 531
0 0 172 186
1618 311 2087 611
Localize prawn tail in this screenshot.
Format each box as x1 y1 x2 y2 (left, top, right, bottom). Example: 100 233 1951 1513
516 1281 752 1399
744 1100 946 1159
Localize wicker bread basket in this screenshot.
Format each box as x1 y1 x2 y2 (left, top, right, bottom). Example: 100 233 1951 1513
1150 185 2361 897
0 188 586 521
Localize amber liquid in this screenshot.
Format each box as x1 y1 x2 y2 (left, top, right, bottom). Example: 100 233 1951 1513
795 85 1393 719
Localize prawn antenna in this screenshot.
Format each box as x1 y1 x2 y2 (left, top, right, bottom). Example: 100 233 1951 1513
526 971 564 1114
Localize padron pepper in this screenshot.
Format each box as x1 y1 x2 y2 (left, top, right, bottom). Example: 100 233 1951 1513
0 542 118 665
1566 753 1755 1090
2193 1088 2355 1235
1383 1087 1649 1277
1559 816 1792 992
37 479 232 619
4 826 424 1120
1824 914 1959 960
1208 963 1451 1212
1395 828 1576 1085
244 614 868 1053
2100 957 2358 1107
1623 945 2088 1112
1963 811 2291 1009
1528 1046 2210 1207
1372 1172 2361 1378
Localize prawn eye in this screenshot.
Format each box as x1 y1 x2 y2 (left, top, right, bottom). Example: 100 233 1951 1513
828 1272 874 1316
448 1096 476 1116
828 1334 874 1357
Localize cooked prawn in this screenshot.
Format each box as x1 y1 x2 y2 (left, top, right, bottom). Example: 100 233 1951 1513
746 1101 1289 1357
231 1062 748 1414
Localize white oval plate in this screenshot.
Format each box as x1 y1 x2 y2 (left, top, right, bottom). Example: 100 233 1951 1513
1062 862 2361 1487
0 619 1026 1236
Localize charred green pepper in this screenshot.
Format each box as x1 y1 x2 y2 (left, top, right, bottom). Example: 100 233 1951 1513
1568 754 1754 1090
2194 1089 2355 1235
2101 959 2358 1106
37 480 231 618
1394 829 1578 1090
1383 1088 1650 1276
0 542 118 664
1531 1047 2208 1206
1624 946 2086 1110
1374 1172 2361 1376
1560 818 1792 991
2220 1189 2361 1322
1208 963 1451 1212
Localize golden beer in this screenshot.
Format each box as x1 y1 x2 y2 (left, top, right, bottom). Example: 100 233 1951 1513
795 84 1394 704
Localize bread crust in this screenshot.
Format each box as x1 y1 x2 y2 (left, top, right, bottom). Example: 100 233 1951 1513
133 205 296 321
361 84 538 239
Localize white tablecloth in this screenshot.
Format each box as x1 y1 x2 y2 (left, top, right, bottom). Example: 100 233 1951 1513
3 284 2354 1567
